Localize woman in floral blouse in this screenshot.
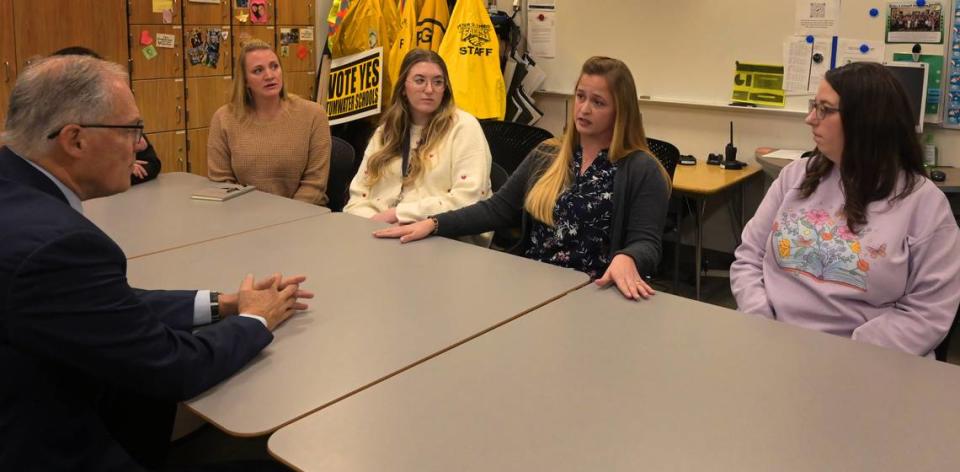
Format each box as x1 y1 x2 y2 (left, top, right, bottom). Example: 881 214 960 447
731 62 960 356
374 56 673 301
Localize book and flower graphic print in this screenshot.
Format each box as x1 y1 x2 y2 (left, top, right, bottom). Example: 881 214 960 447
771 207 887 291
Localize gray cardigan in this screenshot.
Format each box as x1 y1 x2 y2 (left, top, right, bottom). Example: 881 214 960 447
435 142 671 275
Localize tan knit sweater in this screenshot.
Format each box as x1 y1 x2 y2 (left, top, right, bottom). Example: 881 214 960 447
207 96 331 205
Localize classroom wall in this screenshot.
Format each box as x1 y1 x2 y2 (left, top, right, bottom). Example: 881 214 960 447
522 0 960 254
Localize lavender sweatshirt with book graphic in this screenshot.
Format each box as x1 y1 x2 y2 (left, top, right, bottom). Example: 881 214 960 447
731 159 960 356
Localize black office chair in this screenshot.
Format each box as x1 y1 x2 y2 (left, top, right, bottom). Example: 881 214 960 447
326 136 356 212
646 137 683 292
487 162 522 250
490 161 509 192
480 120 553 175
646 137 680 179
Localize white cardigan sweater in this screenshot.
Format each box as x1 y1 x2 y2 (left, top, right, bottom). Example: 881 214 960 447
345 109 493 226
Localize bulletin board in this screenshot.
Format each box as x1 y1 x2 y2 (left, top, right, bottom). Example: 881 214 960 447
532 0 948 114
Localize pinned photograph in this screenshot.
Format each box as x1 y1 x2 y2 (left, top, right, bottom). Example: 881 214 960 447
280 28 300 46
189 29 203 49
235 0 249 7
250 0 269 24
187 28 204 65
204 27 222 68
887 2 944 43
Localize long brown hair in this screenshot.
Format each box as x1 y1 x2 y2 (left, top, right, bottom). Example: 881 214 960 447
364 49 456 187
799 61 925 233
524 56 663 226
229 40 290 121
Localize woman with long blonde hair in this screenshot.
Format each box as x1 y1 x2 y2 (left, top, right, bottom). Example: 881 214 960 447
345 48 492 243
375 56 672 300
208 40 331 205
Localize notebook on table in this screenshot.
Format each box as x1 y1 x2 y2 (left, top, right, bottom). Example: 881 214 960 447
191 184 255 202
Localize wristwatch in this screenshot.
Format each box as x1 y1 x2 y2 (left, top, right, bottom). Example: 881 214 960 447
428 216 439 235
210 291 221 323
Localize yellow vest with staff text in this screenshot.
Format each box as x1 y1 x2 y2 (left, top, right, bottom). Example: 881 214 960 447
438 0 505 120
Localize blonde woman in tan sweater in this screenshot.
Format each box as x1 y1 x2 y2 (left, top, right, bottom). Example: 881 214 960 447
344 49 491 238
208 40 331 205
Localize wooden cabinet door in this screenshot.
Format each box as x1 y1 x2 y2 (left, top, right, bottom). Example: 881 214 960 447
183 26 232 77
146 130 187 173
187 128 209 176
233 0 274 26
276 0 313 25
182 0 230 25
13 0 128 68
0 0 16 130
278 28 315 73
128 0 181 24
285 70 316 101
235 25 276 50
130 25 184 79
185 75 233 129
133 78 185 133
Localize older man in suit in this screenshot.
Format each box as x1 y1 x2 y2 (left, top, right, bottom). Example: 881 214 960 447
0 55 309 470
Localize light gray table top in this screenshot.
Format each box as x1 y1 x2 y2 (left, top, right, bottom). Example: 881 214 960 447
127 213 589 436
269 285 960 472
84 172 329 258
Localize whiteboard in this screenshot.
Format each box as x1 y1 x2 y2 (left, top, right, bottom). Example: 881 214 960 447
531 0 944 112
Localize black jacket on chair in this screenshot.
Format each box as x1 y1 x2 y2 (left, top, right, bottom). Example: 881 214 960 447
0 146 272 471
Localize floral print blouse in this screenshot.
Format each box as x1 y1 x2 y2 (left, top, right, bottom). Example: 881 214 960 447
524 147 617 278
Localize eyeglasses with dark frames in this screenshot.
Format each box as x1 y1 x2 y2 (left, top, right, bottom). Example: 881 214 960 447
807 100 841 120
46 122 145 143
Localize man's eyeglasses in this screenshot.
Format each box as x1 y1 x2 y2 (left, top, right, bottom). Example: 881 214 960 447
807 100 841 120
47 123 145 144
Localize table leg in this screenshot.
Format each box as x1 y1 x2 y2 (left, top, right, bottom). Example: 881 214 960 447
694 197 706 300
672 196 683 293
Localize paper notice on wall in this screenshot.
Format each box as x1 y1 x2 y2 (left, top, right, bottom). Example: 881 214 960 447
527 9 556 58
784 36 813 92
808 36 834 93
732 62 786 107
155 33 176 49
300 27 314 41
795 0 840 36
835 39 884 65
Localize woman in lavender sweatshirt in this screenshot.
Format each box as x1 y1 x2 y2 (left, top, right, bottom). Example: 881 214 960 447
731 62 960 356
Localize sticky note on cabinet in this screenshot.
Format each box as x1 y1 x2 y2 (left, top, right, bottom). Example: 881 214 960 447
142 45 159 60
152 0 172 13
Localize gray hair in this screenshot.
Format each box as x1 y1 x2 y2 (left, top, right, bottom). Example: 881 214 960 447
2 55 128 157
